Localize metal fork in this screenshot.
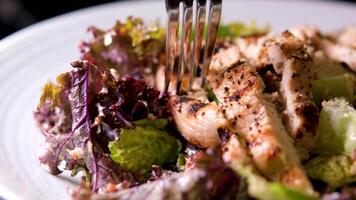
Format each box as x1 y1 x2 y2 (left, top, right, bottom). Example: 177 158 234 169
164 0 222 94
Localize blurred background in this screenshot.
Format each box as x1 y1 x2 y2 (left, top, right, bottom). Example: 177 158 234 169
0 0 355 39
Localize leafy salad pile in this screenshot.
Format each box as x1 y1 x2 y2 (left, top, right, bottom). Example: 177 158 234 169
34 17 356 200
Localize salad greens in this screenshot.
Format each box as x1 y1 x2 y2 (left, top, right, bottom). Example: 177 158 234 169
35 58 170 191
36 61 131 191
73 150 244 200
109 119 181 177
35 16 356 199
305 155 356 188
80 16 165 75
234 167 318 200
307 98 356 189
204 85 220 104
313 98 356 157
312 74 354 104
218 20 270 38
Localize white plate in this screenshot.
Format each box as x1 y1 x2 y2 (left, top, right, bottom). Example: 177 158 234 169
0 0 355 199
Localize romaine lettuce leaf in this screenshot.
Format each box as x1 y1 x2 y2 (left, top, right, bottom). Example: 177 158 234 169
305 155 356 188
312 74 354 104
218 20 270 38
109 119 181 177
313 98 356 157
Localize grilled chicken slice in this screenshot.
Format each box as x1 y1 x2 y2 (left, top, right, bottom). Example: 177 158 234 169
319 39 356 72
209 45 242 72
211 62 313 194
288 25 321 45
258 32 319 159
168 96 227 148
219 129 253 166
211 62 265 102
337 26 356 49
289 25 356 72
235 34 269 64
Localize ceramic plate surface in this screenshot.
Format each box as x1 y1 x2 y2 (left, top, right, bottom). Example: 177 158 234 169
0 0 355 199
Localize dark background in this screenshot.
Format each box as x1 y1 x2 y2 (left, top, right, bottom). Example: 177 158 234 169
0 0 120 39
0 0 356 39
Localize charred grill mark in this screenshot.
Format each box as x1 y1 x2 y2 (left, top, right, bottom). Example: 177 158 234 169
227 91 242 101
300 103 319 134
262 71 281 93
240 32 267 41
179 96 191 103
188 103 207 115
218 128 233 146
226 79 257 102
282 30 293 37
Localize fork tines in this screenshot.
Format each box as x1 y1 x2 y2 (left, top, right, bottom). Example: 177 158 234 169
164 0 222 94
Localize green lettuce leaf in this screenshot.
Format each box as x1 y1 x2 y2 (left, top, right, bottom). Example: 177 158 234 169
204 85 220 104
218 20 270 38
305 155 356 188
313 98 356 157
133 118 168 129
39 72 71 108
312 74 354 104
185 20 269 41
109 119 181 176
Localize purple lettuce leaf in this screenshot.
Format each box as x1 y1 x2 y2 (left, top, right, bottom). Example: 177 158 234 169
99 74 169 130
36 61 130 191
35 59 170 192
79 17 165 76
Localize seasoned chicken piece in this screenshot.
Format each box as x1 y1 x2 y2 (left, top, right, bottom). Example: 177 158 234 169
219 129 253 167
156 45 242 94
226 93 313 194
235 34 269 64
211 62 313 194
258 32 319 159
288 25 322 56
206 45 243 93
319 39 356 72
209 45 242 73
337 26 356 49
209 35 269 73
210 62 265 102
168 96 227 148
208 38 268 88
289 25 356 72
288 25 321 44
